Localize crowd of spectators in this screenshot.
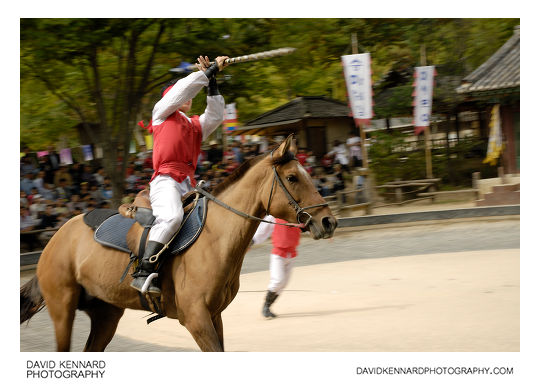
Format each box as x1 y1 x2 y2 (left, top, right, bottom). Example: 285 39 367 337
20 132 367 250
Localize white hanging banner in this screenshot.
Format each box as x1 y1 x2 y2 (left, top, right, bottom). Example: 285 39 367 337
224 103 237 121
223 103 238 132
342 53 372 124
413 66 436 135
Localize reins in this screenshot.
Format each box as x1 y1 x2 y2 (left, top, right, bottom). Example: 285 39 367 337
194 184 304 228
193 151 329 228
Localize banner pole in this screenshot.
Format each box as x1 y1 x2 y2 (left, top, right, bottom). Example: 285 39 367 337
421 46 434 179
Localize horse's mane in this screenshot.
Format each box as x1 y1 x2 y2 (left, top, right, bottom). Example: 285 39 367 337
210 148 296 196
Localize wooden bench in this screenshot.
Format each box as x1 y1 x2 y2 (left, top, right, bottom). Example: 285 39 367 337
376 178 441 204
417 189 480 202
324 189 373 216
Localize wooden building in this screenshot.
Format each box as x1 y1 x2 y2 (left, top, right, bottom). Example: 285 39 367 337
456 25 520 173
235 96 356 157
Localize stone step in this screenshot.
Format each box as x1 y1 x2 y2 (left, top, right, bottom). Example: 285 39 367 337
476 190 520 206
492 184 520 194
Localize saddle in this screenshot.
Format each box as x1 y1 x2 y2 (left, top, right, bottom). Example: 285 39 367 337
83 188 207 257
82 189 207 323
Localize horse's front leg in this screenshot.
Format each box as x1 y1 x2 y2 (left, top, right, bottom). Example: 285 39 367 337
212 313 224 351
182 302 223 352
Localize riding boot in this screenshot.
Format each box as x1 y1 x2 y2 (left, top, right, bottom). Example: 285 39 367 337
130 241 164 295
262 290 279 319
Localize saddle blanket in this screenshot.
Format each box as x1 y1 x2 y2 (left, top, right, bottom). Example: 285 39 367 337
91 196 207 256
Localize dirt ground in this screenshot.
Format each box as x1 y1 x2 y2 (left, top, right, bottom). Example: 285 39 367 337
110 248 519 352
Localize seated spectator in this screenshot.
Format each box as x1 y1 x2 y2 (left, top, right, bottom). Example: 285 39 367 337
27 187 40 204
321 154 334 173
20 206 37 232
135 144 152 168
29 194 47 219
55 178 72 201
100 177 113 201
296 148 308 166
20 154 38 176
20 171 36 195
85 197 99 212
207 140 223 165
54 165 73 188
66 194 86 214
37 205 58 230
89 184 102 202
39 183 56 201
223 156 239 175
93 167 106 188
32 170 47 192
331 164 346 203
20 206 41 251
121 192 136 205
20 190 29 207
125 170 141 193
53 199 70 218
69 162 83 191
79 182 91 201
81 164 97 186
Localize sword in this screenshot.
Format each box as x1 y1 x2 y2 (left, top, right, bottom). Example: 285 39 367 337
170 47 296 73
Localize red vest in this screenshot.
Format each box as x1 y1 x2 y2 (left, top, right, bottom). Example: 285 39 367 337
271 218 301 258
149 113 202 186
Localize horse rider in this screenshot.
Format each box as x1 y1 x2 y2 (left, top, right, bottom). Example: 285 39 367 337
131 55 229 294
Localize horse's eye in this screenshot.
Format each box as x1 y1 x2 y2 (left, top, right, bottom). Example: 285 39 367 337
286 175 298 183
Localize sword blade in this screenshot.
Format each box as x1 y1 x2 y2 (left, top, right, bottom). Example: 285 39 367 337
170 47 296 73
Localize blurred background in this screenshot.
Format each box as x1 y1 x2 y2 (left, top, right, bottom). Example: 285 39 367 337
20 18 520 248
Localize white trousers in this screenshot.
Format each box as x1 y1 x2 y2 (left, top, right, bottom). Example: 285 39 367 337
267 253 295 294
148 174 192 244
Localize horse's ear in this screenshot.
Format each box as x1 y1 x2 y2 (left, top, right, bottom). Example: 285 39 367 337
278 134 296 157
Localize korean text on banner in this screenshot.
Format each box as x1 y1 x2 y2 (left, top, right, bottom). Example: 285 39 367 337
341 53 372 124
413 66 436 135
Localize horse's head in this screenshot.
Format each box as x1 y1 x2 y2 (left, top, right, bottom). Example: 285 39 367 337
262 135 337 240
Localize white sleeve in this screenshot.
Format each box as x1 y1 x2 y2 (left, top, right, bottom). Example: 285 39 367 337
200 95 225 140
252 215 275 245
152 71 209 125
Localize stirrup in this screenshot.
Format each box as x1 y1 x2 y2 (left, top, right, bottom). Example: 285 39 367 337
141 273 159 294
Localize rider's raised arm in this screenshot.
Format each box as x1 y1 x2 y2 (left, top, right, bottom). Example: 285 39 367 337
200 76 225 140
152 71 209 125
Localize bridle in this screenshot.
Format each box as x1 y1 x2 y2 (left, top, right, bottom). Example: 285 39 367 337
194 151 329 228
265 150 329 227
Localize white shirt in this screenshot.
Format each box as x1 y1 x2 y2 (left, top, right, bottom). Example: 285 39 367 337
346 136 362 159
252 215 275 245
328 144 349 165
152 71 225 141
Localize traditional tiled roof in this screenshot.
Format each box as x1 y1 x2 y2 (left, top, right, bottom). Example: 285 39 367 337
456 26 520 94
242 96 351 128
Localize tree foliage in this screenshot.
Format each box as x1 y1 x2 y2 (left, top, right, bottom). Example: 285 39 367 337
20 18 519 201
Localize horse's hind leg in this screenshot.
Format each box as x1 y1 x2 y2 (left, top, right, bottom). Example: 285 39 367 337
83 300 125 352
41 284 81 352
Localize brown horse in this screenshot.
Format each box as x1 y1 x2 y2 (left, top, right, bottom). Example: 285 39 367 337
20 135 337 352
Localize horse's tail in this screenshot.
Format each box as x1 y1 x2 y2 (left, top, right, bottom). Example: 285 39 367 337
20 276 45 324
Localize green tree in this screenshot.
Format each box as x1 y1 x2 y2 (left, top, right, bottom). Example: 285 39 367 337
21 19 177 206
